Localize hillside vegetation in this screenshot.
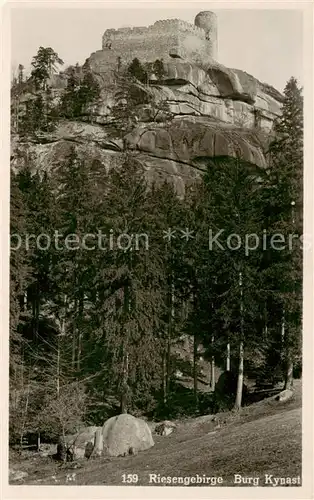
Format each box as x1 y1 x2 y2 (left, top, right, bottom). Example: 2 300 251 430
10 381 302 485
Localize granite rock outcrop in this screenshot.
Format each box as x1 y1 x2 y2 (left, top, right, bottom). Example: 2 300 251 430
12 11 283 192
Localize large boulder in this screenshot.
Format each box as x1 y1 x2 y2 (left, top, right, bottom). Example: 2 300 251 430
275 389 294 403
65 425 100 459
102 414 154 457
216 370 238 398
155 420 177 436
216 371 248 401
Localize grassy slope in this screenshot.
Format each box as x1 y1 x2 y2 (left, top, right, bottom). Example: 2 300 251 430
13 381 302 486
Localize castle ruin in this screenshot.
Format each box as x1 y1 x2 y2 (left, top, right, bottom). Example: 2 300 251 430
83 10 282 143
88 11 218 75
13 10 285 195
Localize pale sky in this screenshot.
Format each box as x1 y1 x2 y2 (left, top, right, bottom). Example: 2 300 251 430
10 7 303 92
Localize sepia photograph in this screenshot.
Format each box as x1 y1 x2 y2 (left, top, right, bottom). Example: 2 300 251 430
2 1 313 496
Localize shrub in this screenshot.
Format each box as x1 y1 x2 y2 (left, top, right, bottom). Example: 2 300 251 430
36 383 88 442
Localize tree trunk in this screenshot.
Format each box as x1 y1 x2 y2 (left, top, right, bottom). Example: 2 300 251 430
166 334 171 396
193 335 198 406
32 284 40 342
60 293 67 336
23 290 27 312
166 274 175 396
20 348 24 391
234 271 244 410
71 298 77 369
226 342 231 371
210 355 215 391
284 348 294 390
125 351 129 411
72 333 76 369
210 359 215 391
281 307 294 389
120 394 127 414
281 308 285 356
210 333 215 391
264 304 268 340
13 96 17 131
77 294 84 371
162 350 167 405
20 369 31 451
57 435 66 462
209 292 216 389
234 341 244 410
93 428 103 457
120 351 129 414
56 336 60 398
77 332 82 371
120 284 130 414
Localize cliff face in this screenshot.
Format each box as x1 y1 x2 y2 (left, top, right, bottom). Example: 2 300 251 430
11 16 283 194
88 59 282 130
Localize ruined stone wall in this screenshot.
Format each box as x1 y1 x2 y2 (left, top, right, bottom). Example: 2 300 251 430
88 19 215 78
102 19 207 48
101 23 180 66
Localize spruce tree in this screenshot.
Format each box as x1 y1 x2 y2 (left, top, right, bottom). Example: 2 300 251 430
127 58 148 84
30 47 64 90
195 157 266 409
266 77 303 389
148 180 187 408
89 155 167 414
10 168 33 366
51 148 99 373
60 70 100 119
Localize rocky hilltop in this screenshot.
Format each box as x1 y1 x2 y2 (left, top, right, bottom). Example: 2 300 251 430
11 11 283 193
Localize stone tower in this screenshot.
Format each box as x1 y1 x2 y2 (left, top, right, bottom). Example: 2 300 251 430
194 11 218 60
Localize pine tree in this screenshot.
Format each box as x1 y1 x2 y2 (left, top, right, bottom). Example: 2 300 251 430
30 47 64 90
109 63 171 140
10 168 33 374
127 58 148 84
9 167 35 446
51 148 99 373
59 72 80 118
88 155 167 414
19 90 58 136
109 74 149 139
152 59 165 81
194 156 266 409
18 64 24 85
184 181 219 400
79 71 100 109
60 70 100 119
148 180 187 407
266 77 303 390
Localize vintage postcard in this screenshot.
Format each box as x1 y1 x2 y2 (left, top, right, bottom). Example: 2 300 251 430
1 0 313 499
